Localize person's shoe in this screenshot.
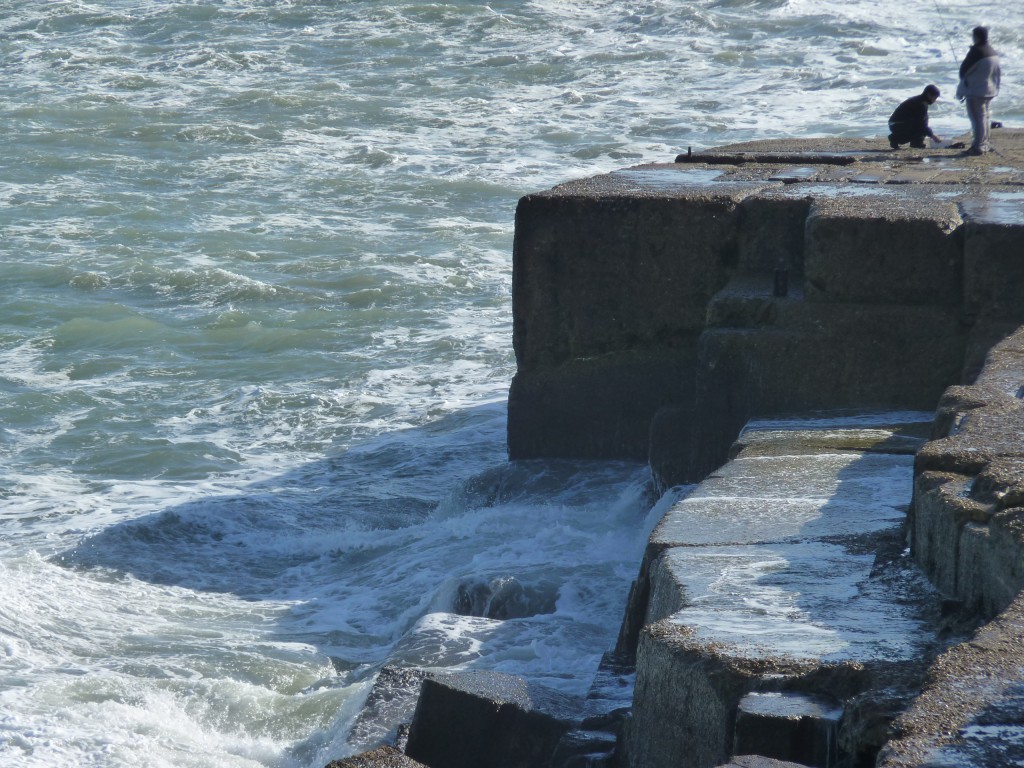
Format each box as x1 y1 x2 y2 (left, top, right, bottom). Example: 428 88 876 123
888 134 900 149
967 147 984 156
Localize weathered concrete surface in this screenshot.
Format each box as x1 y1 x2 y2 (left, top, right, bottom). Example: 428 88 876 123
628 620 817 768
619 412 933 657
508 129 1024 487
512 174 770 371
687 282 967 480
508 346 698 460
803 192 962 306
622 414 946 768
509 173 767 461
404 669 582 768
877 592 1024 768
911 326 1024 617
346 666 433 755
325 746 427 768
963 191 1024 321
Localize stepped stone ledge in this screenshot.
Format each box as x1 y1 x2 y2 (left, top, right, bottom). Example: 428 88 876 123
333 132 1024 768
622 413 949 768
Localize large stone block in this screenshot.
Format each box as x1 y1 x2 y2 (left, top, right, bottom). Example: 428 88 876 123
911 323 1024 615
688 327 834 479
960 320 1024 384
625 620 792 768
657 540 935 664
347 666 433 753
915 397 1024 476
736 192 811 276
689 298 965 481
512 170 769 372
688 283 967 480
628 415 945 768
953 512 1024 618
928 383 995 441
405 670 582 768
973 457 1024 511
973 324 1024 392
651 452 913 551
983 509 1024 612
507 345 698 461
957 522 995 616
962 194 1024 321
644 551 689 626
729 414 930 459
803 191 961 306
910 471 988 600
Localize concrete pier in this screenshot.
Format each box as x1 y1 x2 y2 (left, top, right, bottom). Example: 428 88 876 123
510 130 1024 485
508 130 1024 768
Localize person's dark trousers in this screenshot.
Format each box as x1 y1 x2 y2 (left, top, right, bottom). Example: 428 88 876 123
888 125 927 149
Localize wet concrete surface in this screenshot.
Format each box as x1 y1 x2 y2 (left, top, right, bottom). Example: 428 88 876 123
639 129 1024 218
682 129 1024 181
652 413 941 664
628 412 950 768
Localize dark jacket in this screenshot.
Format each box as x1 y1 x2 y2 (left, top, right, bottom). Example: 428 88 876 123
888 94 934 138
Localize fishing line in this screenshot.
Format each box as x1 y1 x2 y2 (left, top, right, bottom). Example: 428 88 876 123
930 0 960 65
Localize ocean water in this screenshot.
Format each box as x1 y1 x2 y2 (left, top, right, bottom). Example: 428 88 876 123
0 2 1020 766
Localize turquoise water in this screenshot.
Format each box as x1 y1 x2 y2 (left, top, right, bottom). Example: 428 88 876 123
1 1 1020 765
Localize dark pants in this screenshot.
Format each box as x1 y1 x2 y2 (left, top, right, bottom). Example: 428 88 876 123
888 123 927 148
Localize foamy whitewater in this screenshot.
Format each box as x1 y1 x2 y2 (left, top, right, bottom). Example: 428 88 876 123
0 1 1020 766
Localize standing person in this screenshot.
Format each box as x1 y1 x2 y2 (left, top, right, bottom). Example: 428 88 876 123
957 26 1001 155
888 85 942 149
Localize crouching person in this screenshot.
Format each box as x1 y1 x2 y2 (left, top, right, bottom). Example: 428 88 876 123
888 84 942 149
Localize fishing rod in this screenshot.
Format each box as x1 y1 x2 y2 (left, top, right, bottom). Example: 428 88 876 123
930 0 960 66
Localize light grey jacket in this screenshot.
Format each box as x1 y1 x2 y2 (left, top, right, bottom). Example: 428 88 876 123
957 55 1001 99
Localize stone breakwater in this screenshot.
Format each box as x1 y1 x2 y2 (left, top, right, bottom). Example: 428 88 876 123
329 131 1024 768
510 132 1024 488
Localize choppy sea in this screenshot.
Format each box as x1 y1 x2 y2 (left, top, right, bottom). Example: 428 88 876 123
0 2 1020 766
